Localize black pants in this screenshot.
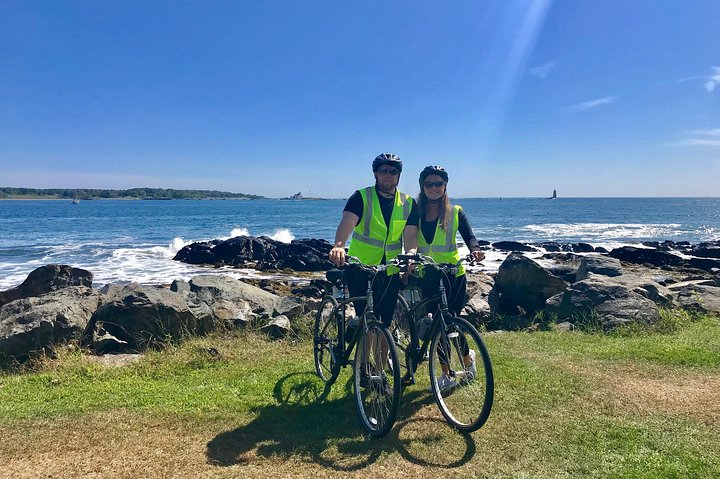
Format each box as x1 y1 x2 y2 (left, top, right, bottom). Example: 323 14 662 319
419 269 468 317
345 265 401 327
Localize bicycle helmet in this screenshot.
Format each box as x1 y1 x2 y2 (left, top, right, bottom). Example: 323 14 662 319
372 153 403 173
419 165 449 184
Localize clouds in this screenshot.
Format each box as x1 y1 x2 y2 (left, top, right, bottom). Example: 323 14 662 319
674 128 720 147
568 95 619 111
529 61 555 80
704 66 720 92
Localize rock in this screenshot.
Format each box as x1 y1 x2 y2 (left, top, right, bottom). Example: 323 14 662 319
494 253 568 313
173 236 334 272
274 296 303 320
92 324 130 354
463 294 491 322
0 264 93 308
545 277 660 330
171 240 222 265
609 246 684 267
575 255 623 281
545 265 578 283
690 246 720 259
170 279 191 294
534 241 566 252
261 315 291 339
291 285 322 298
673 285 720 315
491 241 536 252
554 321 575 332
0 286 102 359
189 275 280 315
687 257 720 272
594 246 609 254
570 243 595 253
85 284 198 351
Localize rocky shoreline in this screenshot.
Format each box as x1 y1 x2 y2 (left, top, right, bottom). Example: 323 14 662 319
1 237 719 362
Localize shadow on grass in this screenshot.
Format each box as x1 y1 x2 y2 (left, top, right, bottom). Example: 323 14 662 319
206 371 476 471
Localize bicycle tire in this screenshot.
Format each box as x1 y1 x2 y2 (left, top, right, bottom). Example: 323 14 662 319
313 296 340 384
428 316 494 433
389 294 413 379
353 318 402 438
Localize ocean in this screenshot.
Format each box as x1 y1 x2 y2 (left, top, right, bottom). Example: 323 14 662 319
1 197 719 289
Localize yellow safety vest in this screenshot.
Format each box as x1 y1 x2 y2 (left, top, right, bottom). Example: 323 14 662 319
347 186 413 267
418 204 464 276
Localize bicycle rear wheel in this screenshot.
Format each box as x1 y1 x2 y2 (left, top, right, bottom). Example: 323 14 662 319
313 296 340 384
428 316 494 433
353 318 401 438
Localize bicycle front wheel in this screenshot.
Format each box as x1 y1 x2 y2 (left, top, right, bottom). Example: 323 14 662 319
428 316 494 433
353 318 401 438
313 296 340 384
388 294 412 379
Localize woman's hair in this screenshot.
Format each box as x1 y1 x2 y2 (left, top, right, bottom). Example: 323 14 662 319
417 188 452 231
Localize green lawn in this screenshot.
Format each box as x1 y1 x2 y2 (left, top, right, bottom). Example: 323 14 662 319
1 315 719 478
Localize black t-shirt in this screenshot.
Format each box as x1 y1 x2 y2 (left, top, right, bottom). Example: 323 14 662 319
343 186 419 228
419 208 480 251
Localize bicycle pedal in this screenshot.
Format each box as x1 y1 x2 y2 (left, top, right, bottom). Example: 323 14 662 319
401 374 416 386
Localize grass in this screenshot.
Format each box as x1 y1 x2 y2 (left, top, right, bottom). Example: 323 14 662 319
1 315 719 478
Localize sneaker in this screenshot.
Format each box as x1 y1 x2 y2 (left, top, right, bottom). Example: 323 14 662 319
431 373 457 393
466 349 477 382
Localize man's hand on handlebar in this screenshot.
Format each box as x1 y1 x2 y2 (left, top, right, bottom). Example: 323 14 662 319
329 246 347 267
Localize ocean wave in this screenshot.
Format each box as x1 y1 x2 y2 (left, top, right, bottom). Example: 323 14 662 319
266 228 294 243
520 223 688 241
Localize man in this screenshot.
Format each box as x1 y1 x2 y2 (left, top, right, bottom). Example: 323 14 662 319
329 152 419 327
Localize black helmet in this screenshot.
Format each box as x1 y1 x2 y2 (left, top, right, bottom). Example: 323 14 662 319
372 153 402 173
419 165 448 184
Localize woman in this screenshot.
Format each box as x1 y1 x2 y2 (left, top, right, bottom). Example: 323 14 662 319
415 165 485 390
416 165 484 315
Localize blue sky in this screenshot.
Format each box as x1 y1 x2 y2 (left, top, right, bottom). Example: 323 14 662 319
1 0 718 197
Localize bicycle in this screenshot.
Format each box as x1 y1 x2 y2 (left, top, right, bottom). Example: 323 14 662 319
312 255 402 438
390 254 494 433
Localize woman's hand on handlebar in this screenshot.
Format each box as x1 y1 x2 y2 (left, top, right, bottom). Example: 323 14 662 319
329 246 347 267
471 250 485 262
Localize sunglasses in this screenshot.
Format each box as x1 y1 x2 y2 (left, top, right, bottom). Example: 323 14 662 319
423 181 445 188
377 168 399 176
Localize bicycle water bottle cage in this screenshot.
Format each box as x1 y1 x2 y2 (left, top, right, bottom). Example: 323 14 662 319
326 269 344 284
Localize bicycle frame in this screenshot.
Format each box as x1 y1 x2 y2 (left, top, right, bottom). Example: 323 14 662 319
396 256 470 375
329 261 385 370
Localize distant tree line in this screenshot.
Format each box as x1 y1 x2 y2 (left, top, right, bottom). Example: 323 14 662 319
0 187 265 200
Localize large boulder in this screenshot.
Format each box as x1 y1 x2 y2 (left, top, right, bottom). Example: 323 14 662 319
689 244 720 259
545 276 660 330
673 284 720 315
189 275 280 315
492 241 536 252
609 246 684 267
576 255 623 281
173 236 334 272
494 253 568 313
0 264 93 308
0 286 102 359
85 284 198 351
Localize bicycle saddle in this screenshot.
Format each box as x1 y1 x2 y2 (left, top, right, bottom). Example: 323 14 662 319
325 269 344 283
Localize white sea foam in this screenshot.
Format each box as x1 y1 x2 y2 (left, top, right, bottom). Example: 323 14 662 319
268 228 294 243
521 223 687 241
230 227 250 238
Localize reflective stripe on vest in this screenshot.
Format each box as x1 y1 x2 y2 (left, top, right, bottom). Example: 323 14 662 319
418 205 464 276
347 186 412 266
